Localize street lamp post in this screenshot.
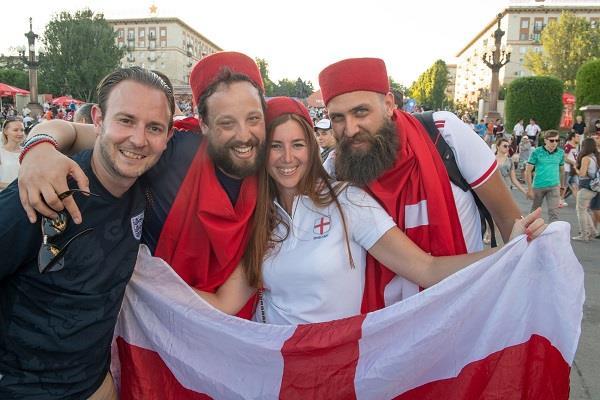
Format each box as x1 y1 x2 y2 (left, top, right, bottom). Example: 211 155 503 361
482 13 511 123
22 18 43 118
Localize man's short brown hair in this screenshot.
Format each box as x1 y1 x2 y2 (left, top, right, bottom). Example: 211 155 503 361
544 130 560 139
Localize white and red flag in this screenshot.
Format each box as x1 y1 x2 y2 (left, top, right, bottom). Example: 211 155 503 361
112 222 583 399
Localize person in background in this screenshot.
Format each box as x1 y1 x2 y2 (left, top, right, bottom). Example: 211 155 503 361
525 130 564 222
571 115 586 145
525 118 541 147
495 138 526 195
474 118 487 140
572 137 599 242
561 132 579 206
314 118 336 162
0 117 25 190
513 118 525 146
73 103 94 124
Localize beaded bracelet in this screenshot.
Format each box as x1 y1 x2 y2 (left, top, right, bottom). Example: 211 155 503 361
19 135 59 163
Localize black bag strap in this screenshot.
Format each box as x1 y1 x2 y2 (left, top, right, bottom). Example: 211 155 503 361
412 111 497 247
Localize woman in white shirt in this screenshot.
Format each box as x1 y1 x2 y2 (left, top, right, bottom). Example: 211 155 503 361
573 138 599 242
197 98 546 325
0 117 25 190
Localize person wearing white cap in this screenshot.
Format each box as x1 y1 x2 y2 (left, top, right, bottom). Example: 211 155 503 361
314 118 336 162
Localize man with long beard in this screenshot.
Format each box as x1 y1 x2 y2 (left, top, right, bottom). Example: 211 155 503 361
319 58 523 312
17 52 267 318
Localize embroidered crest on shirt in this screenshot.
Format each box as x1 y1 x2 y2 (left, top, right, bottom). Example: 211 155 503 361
131 211 145 241
313 216 331 236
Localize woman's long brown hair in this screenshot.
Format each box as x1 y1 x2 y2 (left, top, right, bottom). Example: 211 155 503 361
243 113 354 288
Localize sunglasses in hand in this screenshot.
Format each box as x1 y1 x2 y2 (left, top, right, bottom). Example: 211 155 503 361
38 189 99 274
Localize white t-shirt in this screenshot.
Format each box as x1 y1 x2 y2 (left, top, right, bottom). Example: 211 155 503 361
0 147 20 188
525 123 541 138
513 123 524 137
256 185 396 325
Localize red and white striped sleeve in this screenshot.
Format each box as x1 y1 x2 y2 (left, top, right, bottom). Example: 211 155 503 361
432 111 497 189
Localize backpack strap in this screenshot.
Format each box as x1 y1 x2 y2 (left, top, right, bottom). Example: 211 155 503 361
412 111 497 247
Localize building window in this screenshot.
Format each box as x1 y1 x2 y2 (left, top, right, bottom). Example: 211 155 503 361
533 18 544 33
519 46 527 55
160 40 166 48
117 29 124 39
140 40 146 48
139 28 145 39
149 27 156 40
548 17 557 25
160 27 167 37
127 28 135 40
520 18 530 41
149 41 156 50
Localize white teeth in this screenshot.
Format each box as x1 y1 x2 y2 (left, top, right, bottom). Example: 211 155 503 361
233 146 252 154
121 150 145 159
278 167 297 176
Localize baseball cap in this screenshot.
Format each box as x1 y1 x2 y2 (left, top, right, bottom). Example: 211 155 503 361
315 118 331 130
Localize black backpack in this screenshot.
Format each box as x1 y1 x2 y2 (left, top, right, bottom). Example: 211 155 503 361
412 111 497 248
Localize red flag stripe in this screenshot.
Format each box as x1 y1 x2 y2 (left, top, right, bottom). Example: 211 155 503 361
279 314 366 399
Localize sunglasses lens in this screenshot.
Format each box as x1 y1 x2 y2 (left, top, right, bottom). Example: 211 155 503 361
38 244 64 273
42 213 68 237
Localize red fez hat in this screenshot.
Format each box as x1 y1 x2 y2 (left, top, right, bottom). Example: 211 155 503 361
318 58 389 105
190 51 264 104
266 97 313 129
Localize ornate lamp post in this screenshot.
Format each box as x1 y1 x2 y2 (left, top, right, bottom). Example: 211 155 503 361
22 18 43 117
482 13 511 122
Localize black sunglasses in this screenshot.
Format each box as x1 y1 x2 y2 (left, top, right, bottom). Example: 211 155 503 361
546 139 559 143
38 189 98 274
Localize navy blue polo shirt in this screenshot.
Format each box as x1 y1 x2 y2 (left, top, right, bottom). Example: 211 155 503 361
0 150 145 399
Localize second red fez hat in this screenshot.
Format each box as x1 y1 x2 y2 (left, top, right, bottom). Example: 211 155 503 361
318 58 389 105
190 51 264 104
266 97 313 129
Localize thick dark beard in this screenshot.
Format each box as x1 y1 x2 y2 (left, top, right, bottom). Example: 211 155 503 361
207 135 266 179
334 118 398 186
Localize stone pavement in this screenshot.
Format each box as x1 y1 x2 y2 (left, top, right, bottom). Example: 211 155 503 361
507 189 598 400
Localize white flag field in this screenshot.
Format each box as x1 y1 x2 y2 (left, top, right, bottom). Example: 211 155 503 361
112 222 584 399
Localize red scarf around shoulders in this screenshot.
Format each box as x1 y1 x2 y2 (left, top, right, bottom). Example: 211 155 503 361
155 140 257 297
362 109 467 313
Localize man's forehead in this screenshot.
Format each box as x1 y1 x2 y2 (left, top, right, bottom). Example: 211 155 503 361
326 90 383 113
205 81 262 116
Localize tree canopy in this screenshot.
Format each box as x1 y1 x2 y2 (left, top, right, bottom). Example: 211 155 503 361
409 59 449 110
255 58 314 99
575 59 600 112
40 9 125 101
524 12 600 90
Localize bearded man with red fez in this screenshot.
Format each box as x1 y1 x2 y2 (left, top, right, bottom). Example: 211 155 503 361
18 53 267 319
318 58 523 312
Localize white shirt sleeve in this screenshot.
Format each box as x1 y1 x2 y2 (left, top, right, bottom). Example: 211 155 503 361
338 186 396 250
432 111 497 189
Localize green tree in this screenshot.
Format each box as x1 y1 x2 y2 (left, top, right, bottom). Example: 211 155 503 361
389 76 407 107
40 9 125 101
505 76 563 131
293 78 313 99
0 68 29 90
524 12 600 90
409 59 449 110
255 57 276 97
575 58 600 112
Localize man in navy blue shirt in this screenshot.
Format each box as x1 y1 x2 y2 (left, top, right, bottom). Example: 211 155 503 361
0 67 174 399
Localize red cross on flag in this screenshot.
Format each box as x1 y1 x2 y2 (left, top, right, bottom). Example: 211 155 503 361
313 216 331 235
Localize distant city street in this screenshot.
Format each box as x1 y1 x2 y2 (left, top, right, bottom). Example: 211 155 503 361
509 189 599 400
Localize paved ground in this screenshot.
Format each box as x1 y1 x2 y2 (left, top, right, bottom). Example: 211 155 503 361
507 190 598 400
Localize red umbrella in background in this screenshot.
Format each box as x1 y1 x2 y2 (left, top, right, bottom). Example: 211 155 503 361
0 82 30 97
51 96 85 107
0 82 30 109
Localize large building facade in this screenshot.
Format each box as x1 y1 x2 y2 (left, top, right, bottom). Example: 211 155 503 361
107 17 222 94
453 0 600 106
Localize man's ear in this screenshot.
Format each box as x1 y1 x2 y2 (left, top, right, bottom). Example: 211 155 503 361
200 118 209 136
90 105 103 136
383 92 395 117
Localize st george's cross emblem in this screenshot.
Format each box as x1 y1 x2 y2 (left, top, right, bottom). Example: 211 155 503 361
313 216 331 235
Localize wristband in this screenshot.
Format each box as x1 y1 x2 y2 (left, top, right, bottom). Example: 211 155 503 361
19 135 59 163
